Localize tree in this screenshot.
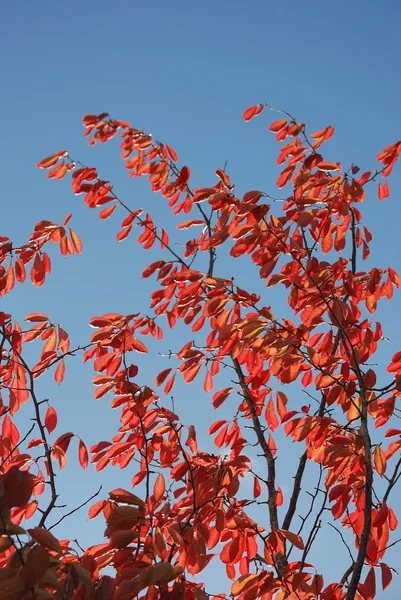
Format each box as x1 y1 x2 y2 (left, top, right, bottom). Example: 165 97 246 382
0 103 400 600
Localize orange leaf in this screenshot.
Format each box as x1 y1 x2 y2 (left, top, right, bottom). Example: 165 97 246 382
280 529 304 549
153 474 165 502
374 445 386 475
177 219 204 230
70 229 83 254
45 406 57 434
204 371 213 392
270 119 287 132
99 204 117 219
317 161 341 172
54 360 65 384
36 151 67 169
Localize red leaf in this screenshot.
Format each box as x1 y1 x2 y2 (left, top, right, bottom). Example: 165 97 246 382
380 563 392 590
25 313 49 323
242 104 264 122
45 407 57 434
28 527 63 554
131 337 148 353
215 168 231 188
21 544 49 588
166 145 178 162
0 467 35 509
116 225 132 241
265 397 279 431
208 420 227 435
277 165 295 188
177 219 205 230
204 371 213 392
156 368 173 386
388 267 400 288
70 230 83 254
99 204 117 219
253 477 261 499
177 166 190 186
269 119 287 132
182 362 201 383
88 500 108 520
36 151 67 169
164 373 176 394
79 439 89 469
54 360 65 384
378 180 389 201
317 161 341 172
142 260 165 278
213 387 233 409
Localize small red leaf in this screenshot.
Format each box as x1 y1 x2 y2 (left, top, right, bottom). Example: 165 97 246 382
378 179 389 201
25 313 49 323
116 225 132 241
204 371 213 392
78 439 89 469
156 368 173 386
380 563 392 590
99 204 117 219
45 407 57 434
213 387 233 409
88 500 108 520
54 360 65 384
269 119 287 132
253 477 261 499
164 373 176 394
70 230 83 254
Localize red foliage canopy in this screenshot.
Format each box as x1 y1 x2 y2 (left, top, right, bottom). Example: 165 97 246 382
0 104 400 599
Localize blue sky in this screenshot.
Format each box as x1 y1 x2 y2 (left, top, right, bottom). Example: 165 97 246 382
1 0 401 596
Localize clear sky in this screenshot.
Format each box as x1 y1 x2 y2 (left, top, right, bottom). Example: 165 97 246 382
1 0 401 596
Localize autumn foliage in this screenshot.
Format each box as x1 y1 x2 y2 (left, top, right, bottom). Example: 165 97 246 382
1 103 401 600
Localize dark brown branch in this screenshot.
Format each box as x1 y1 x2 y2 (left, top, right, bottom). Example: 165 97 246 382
11 348 59 528
298 490 328 571
345 389 373 600
282 452 307 532
283 389 329 533
49 486 102 530
231 355 287 578
328 522 355 565
383 455 401 503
